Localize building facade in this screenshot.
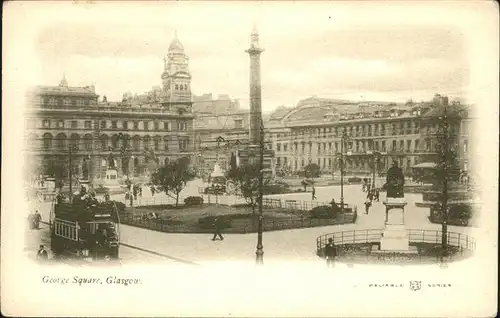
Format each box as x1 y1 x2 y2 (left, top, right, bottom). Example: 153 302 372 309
273 96 475 177
24 35 195 182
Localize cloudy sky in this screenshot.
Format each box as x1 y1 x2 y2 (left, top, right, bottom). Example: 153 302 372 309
10 1 491 111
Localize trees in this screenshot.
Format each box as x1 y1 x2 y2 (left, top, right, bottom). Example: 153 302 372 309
144 148 160 174
432 104 461 257
226 163 270 214
150 157 196 206
304 163 320 179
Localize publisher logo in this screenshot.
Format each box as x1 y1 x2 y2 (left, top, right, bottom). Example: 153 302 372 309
409 281 422 291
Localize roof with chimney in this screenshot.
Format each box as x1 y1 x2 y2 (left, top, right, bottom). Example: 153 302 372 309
31 74 97 97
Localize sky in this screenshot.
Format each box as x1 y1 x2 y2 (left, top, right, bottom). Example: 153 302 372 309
15 1 487 111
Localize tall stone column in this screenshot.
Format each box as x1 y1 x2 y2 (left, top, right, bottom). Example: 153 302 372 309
246 26 264 145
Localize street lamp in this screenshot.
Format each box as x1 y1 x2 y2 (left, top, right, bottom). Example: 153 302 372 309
256 120 265 265
339 127 352 213
68 144 79 198
366 150 382 189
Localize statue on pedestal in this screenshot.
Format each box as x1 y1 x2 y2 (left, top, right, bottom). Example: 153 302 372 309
108 152 116 169
386 161 404 198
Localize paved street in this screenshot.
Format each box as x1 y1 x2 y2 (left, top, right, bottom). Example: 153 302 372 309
29 179 480 265
25 223 182 265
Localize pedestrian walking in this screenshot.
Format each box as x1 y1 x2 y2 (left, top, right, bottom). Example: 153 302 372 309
364 198 372 214
324 238 337 268
312 186 317 200
33 210 41 229
211 217 224 241
375 188 380 202
37 245 48 261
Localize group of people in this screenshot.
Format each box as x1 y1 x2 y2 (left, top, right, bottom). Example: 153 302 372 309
362 178 381 214
27 210 42 229
124 184 143 205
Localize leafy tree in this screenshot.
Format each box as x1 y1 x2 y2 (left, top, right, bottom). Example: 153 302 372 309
226 163 270 214
144 148 160 174
150 157 196 206
304 163 320 179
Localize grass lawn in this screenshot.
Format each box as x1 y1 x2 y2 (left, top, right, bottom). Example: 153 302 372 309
127 203 305 222
121 203 355 233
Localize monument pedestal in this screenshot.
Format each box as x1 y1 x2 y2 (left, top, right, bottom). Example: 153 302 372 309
80 179 91 192
103 168 124 193
45 177 56 192
380 198 410 252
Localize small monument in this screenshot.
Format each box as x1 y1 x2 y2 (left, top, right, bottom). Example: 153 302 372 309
379 161 415 253
45 177 56 192
104 152 120 188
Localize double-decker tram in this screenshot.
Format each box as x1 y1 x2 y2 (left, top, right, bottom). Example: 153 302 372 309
50 189 120 261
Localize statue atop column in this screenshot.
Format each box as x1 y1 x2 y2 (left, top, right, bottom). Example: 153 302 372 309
386 161 404 198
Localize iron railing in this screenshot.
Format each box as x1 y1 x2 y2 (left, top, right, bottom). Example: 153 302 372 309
118 211 357 234
316 229 476 256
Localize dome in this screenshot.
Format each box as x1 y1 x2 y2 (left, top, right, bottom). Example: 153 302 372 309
168 34 184 52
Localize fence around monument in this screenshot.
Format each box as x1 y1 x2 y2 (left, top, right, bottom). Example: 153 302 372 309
316 229 476 258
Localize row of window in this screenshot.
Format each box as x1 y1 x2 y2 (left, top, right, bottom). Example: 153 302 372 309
40 97 96 107
271 122 460 140
32 134 191 152
31 119 189 131
272 139 424 154
280 156 417 171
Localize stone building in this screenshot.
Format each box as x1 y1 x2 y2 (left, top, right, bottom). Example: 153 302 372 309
24 35 195 182
267 95 473 177
193 92 473 179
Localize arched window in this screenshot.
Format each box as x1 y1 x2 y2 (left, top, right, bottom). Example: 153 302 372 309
153 136 161 151
100 135 109 150
111 134 118 149
163 136 170 151
55 133 67 149
143 135 151 150
42 133 53 149
121 134 130 149
83 134 93 150
133 135 140 151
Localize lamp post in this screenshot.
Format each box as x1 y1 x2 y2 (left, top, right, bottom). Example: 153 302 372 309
68 144 79 199
256 120 265 265
367 150 382 189
339 127 352 213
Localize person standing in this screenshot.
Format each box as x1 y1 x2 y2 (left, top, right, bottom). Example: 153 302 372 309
211 217 224 241
37 245 48 261
312 186 317 200
364 198 372 214
324 238 337 268
33 210 42 229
